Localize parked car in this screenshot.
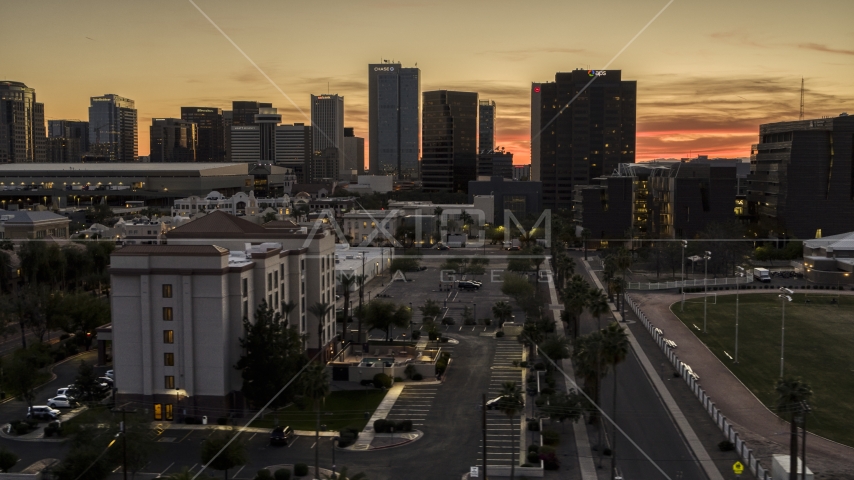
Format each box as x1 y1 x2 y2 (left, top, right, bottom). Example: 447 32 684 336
47 395 77 409
458 281 481 290
485 396 524 410
27 406 61 420
105 370 114 379
437 244 450 251
57 387 79 398
98 377 114 388
506 246 521 251
270 426 294 446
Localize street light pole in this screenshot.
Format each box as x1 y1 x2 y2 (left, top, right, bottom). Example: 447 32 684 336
680 240 687 312
703 251 711 333
735 266 744 363
779 288 793 377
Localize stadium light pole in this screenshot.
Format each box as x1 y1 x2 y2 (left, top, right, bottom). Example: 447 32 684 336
703 251 711 333
735 266 745 363
680 240 687 312
778 288 794 377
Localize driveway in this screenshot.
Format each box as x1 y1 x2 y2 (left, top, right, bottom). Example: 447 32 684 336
632 291 854 477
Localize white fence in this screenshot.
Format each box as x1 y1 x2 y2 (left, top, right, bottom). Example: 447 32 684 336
624 293 771 480
627 276 753 291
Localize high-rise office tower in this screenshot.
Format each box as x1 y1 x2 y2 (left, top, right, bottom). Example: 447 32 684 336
747 114 854 239
47 120 88 163
230 125 260 162
232 101 271 126
421 90 478 192
343 127 365 178
0 81 46 163
181 107 225 162
88 94 138 162
150 118 197 163
479 100 496 153
310 94 344 182
275 123 312 183
368 64 420 178
531 69 636 209
223 110 233 162
254 107 281 161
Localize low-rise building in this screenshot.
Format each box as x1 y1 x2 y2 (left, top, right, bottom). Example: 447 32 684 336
171 191 289 218
340 209 403 245
0 210 70 239
343 175 394 195
802 232 854 284
468 176 542 225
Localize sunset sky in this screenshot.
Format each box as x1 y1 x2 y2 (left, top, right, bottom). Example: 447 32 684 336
4 0 853 164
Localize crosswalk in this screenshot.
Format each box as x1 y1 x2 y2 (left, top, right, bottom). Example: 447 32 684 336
477 340 524 467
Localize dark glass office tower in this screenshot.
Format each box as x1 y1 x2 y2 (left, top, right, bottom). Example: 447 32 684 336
232 101 272 126
255 107 281 161
368 64 420 178
310 94 344 182
421 90 478 193
531 69 636 209
479 100 496 153
88 94 138 162
47 120 88 163
0 81 46 163
150 118 197 162
275 123 312 183
181 107 225 162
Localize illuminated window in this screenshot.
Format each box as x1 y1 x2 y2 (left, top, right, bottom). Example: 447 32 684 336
164 353 174 366
163 307 173 321
165 404 173 421
163 330 174 344
165 376 175 389
162 284 172 298
154 404 162 420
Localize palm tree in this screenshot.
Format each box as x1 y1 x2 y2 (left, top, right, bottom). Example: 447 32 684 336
301 362 330 480
581 228 591 260
308 302 333 353
587 289 610 330
280 300 296 327
601 322 629 474
459 210 473 237
492 301 513 328
774 377 812 480
572 331 606 425
497 382 524 480
563 275 590 339
338 273 357 340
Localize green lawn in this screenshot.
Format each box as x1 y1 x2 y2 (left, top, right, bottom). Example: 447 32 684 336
249 389 387 432
672 293 854 447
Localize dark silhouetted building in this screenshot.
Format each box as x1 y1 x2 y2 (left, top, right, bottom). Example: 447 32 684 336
150 118 197 163
468 176 542 225
477 150 513 179
747 114 854 239
88 94 137 162
275 123 312 183
0 81 46 163
479 100 496 153
181 107 225 162
255 107 281 161
47 120 88 163
368 63 420 178
421 90 478 193
310 94 344 182
231 101 271 126
343 127 365 178
532 69 636 209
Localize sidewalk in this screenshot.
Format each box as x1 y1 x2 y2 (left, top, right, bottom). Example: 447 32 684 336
632 290 854 477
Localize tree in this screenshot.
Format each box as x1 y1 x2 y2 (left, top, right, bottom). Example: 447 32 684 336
361 300 411 341
337 274 357 339
262 211 278 224
562 275 590 340
235 301 306 410
301 362 330 480
492 301 513 328
774 377 812 480
537 390 588 430
85 203 114 224
581 228 592 260
501 273 535 304
0 447 18 473
307 302 333 351
530 245 546 286
572 331 608 425
601 322 629 474
7 347 49 409
200 429 249 480
74 360 109 403
538 336 571 370
497 382 524 480
389 257 419 274
419 299 442 324
587 289 610 330
280 300 297 327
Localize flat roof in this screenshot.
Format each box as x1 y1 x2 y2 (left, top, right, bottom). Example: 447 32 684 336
0 163 249 176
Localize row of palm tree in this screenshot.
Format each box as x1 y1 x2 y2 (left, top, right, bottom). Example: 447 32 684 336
560 275 610 339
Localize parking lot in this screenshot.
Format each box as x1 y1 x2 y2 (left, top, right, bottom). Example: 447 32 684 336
478 340 524 467
384 384 440 428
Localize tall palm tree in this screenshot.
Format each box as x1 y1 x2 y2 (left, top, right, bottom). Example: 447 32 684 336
280 300 296 327
587 289 610 330
563 275 590 339
356 274 367 343
308 302 333 352
774 377 812 480
433 206 443 243
301 362 330 480
492 301 513 328
581 228 591 260
497 381 524 480
338 273 357 340
601 322 629 474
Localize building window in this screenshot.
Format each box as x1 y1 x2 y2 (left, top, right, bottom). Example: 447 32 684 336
164 353 174 366
275 292 279 307
242 278 248 297
165 376 175 389
165 404 173 421
301 258 305 271
163 330 174 344
274 270 278 284
154 403 162 420
162 284 172 298
268 273 273 291
243 300 248 319
163 307 173 321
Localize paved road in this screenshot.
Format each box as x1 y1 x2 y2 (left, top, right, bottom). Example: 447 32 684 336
573 252 709 480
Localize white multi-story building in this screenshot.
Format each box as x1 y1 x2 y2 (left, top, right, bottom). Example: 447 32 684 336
110 211 336 420
341 209 403 245
171 191 290 218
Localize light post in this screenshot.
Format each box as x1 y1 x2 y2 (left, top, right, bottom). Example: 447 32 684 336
332 436 338 476
779 288 793 377
703 251 711 333
680 240 688 311
735 266 745 363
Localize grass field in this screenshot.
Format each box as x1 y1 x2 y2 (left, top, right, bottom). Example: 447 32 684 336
672 292 854 447
249 389 388 432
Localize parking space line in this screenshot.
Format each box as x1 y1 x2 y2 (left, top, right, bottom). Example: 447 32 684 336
287 437 300 448
232 466 245 479
159 463 174 477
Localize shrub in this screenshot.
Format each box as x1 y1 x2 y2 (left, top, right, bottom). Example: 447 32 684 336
359 379 373 387
495 331 505 337
482 318 491 326
718 440 735 451
534 362 545 371
428 331 439 340
412 373 423 381
404 364 417 380
373 419 390 433
463 317 477 325
540 387 555 396
274 469 291 480
59 333 70 340
534 396 547 407
603 447 612 456
440 337 449 343
43 421 61 437
527 420 540 431
14 423 30 435
373 373 392 389
216 417 228 425
521 463 534 468
527 451 540 463
528 444 540 454
538 445 556 455
0 448 19 473
540 451 560 470
393 376 404 383
519 361 528 368
411 330 421 340
294 463 308 477
398 419 413 432
542 429 560 446
254 469 272 480
441 317 455 325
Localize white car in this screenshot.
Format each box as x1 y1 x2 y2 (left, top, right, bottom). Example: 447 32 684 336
47 395 76 409
27 406 61 420
105 370 114 379
57 387 79 397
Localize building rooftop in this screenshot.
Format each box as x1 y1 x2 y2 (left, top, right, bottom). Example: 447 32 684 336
168 211 269 235
804 231 854 251
113 245 229 256
0 163 249 176
0 209 70 224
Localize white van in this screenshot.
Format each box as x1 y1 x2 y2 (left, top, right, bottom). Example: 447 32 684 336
753 268 771 283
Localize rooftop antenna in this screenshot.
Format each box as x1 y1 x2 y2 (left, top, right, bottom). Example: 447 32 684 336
799 77 805 121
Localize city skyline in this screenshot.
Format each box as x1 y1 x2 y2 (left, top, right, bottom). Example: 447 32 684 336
3 0 853 164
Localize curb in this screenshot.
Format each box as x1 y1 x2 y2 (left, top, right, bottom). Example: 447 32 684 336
339 430 424 451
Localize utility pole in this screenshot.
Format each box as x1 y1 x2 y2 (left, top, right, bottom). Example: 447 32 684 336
359 254 365 344
482 394 487 479
112 408 134 480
